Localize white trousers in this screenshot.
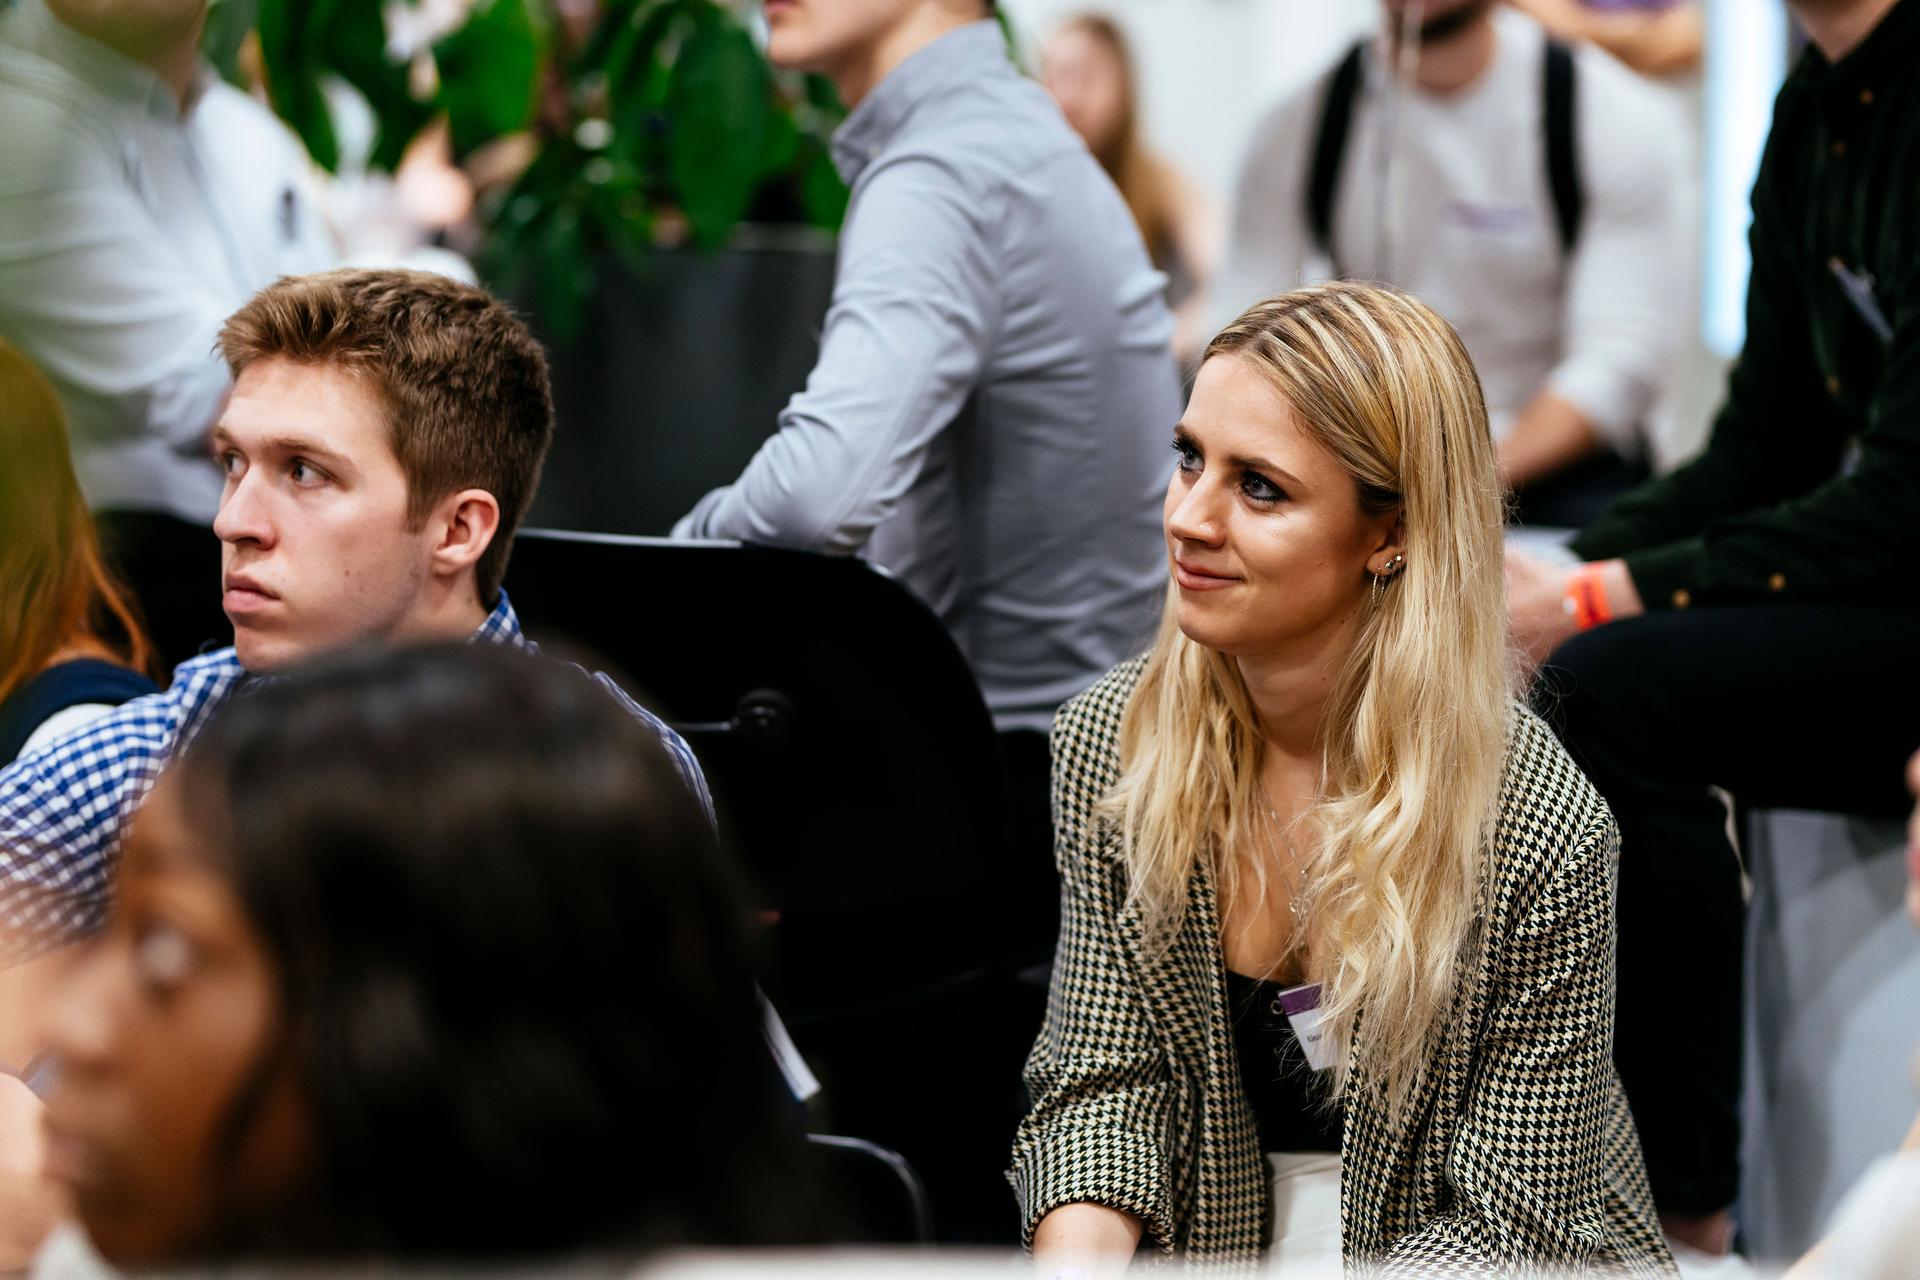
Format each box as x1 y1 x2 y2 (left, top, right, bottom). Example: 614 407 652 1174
1263 1151 1344 1277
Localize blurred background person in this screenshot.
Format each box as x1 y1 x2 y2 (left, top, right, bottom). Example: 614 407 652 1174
1040 11 1221 365
0 0 336 668
1507 0 1920 1258
32 643 809 1274
0 343 156 766
1214 0 1687 529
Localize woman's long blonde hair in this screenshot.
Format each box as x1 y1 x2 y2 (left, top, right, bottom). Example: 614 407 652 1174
1101 284 1511 1113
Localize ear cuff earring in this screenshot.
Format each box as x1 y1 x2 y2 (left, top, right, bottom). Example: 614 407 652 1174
1371 553 1406 603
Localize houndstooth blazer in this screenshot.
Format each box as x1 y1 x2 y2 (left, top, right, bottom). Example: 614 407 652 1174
1009 659 1675 1275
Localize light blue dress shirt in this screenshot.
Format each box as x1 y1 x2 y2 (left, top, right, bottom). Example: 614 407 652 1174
676 20 1180 734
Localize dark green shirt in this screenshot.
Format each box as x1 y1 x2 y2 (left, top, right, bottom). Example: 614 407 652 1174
1571 0 1920 609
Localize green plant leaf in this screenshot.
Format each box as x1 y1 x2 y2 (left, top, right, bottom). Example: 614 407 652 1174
201 0 260 89
256 0 340 170
320 0 430 171
434 0 548 160
665 4 768 249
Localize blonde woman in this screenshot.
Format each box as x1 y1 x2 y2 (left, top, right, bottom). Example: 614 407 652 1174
1011 283 1672 1275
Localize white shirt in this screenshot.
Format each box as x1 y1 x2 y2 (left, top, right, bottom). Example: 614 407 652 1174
1215 10 1685 452
0 0 336 523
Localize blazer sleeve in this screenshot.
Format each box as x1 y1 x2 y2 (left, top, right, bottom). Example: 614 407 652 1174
1007 695 1179 1253
1382 812 1671 1275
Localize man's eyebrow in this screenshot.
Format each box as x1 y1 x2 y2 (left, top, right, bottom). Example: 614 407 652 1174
210 429 351 466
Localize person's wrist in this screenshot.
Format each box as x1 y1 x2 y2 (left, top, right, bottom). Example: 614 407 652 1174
1596 558 1643 617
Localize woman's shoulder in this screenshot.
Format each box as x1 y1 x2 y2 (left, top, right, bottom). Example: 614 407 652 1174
0 658 159 764
1489 701 1617 888
1052 657 1148 758
1048 657 1149 816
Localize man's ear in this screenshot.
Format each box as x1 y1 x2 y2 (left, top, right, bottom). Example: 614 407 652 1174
427 488 501 579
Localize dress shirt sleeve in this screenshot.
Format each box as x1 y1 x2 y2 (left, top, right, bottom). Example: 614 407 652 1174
1209 91 1319 336
672 153 1000 552
1616 294 1920 608
0 691 178 966
1382 812 1673 1275
1008 697 1177 1255
1545 63 1686 452
0 105 235 458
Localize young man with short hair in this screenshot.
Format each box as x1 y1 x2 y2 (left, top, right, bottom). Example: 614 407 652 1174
0 268 709 964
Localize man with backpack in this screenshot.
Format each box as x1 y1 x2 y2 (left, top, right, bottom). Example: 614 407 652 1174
1214 0 1686 527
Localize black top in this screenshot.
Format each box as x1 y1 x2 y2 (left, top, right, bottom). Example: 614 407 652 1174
0 659 158 764
1571 0 1920 608
1224 969 1343 1155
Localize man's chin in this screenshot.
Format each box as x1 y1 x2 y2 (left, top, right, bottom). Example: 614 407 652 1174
231 626 309 675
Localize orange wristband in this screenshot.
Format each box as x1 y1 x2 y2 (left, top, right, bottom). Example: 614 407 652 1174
1564 564 1612 631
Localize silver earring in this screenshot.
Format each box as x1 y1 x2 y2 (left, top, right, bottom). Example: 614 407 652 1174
1383 553 1406 574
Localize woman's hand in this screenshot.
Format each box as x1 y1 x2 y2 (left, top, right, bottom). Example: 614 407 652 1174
1032 1202 1144 1279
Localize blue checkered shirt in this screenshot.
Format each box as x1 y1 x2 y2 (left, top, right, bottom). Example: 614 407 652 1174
0 591 713 964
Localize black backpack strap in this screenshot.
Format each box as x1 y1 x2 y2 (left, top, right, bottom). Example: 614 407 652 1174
1306 40 1367 273
1542 38 1583 254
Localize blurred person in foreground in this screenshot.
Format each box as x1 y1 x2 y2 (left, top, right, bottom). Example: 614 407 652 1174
0 0 336 665
0 343 156 766
27 643 806 1276
1215 0 1686 528
0 268 709 974
1012 284 1671 1276
1507 0 1920 1255
1040 11 1220 364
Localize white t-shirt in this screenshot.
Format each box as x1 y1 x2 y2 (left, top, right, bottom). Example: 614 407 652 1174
0 0 337 523
1215 9 1687 452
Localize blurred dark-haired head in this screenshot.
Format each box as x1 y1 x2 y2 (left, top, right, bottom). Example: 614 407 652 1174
41 643 805 1267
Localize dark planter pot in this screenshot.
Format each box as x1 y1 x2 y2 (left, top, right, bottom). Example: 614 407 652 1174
523 226 838 535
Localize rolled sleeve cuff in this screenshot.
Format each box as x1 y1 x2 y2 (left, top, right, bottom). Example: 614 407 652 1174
1620 538 1708 611
1547 360 1653 456
1008 1122 1176 1255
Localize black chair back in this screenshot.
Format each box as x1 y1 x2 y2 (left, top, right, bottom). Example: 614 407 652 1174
502 530 1019 1021
806 1133 935 1245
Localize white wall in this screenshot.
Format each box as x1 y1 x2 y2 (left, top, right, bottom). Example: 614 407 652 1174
998 0 1382 203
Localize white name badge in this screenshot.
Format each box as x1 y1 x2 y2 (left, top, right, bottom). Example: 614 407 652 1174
1274 982 1336 1072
